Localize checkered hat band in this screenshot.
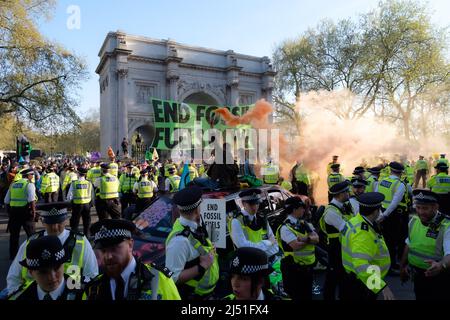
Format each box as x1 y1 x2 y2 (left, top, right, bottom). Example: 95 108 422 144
358 202 381 208
94 228 132 242
41 208 68 217
413 195 436 202
178 199 202 211
330 187 349 195
26 258 40 267
240 264 268 274
26 248 65 267
55 248 65 261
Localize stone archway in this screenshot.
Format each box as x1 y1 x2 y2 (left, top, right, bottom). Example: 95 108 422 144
183 91 219 106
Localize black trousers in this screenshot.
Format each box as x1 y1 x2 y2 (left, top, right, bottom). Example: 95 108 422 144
120 192 135 215
44 191 58 203
412 267 450 300
70 203 91 236
323 240 344 300
135 197 152 213
8 206 35 259
341 271 378 301
280 256 313 300
381 208 408 267
96 198 121 220
293 181 308 196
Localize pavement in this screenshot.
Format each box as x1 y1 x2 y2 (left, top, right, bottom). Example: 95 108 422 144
0 207 415 299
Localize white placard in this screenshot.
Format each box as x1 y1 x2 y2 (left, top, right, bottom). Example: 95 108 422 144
200 199 226 249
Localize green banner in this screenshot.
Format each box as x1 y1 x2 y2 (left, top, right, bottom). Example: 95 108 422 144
150 98 254 150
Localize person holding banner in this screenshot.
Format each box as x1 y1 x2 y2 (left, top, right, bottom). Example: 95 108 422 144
165 186 219 300
230 189 279 259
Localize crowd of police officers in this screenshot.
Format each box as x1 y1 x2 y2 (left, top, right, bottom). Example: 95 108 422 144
0 151 449 301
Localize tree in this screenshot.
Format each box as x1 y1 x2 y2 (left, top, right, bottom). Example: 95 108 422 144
0 0 88 130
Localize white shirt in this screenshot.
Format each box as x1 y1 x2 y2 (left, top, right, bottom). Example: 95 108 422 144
280 215 315 244
4 181 36 204
37 277 66 300
405 214 450 256
7 229 99 294
323 199 347 232
230 209 279 257
349 197 360 215
164 178 171 192
165 216 201 282
66 176 95 202
110 257 136 300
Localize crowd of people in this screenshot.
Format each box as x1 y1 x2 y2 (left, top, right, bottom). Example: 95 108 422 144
0 149 449 301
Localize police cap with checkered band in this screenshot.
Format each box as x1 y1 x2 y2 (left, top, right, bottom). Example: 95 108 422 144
173 185 203 213
90 219 136 249
229 247 272 276
37 202 70 224
19 235 69 270
412 189 438 205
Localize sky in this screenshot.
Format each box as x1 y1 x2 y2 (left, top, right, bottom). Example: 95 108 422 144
37 0 450 117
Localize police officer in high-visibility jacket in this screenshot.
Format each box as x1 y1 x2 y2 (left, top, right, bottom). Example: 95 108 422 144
164 167 181 192
349 178 368 215
6 202 98 295
366 166 381 193
40 166 59 203
327 164 344 202
119 163 138 215
4 168 36 259
276 196 319 300
67 168 94 236
94 163 121 220
229 189 279 259
62 165 77 198
375 161 412 273
133 169 157 213
7 236 84 300
437 154 449 166
319 180 354 300
165 186 218 300
340 192 394 300
261 161 279 185
86 161 102 183
400 189 450 300
326 155 340 175
84 219 180 300
427 162 450 195
414 155 429 188
108 161 119 177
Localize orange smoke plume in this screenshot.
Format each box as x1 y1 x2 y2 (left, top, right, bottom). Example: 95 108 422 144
214 99 273 128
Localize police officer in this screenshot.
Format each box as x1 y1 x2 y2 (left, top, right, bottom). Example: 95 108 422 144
83 219 180 300
276 196 319 300
94 163 121 220
108 161 119 177
438 154 449 166
223 247 282 300
119 163 138 215
376 161 412 273
327 164 344 202
352 166 366 180
319 181 354 300
349 177 368 214
230 189 279 259
261 160 280 185
62 165 77 198
7 236 84 300
326 155 340 175
67 167 94 236
341 192 394 300
4 168 36 259
400 189 450 300
165 167 181 192
366 166 381 192
86 160 102 183
414 155 429 188
133 169 156 213
40 166 60 203
427 162 450 194
165 186 219 300
6 202 98 294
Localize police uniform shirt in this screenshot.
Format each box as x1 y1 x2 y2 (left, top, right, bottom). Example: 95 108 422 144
66 176 95 202
110 257 136 300
165 216 202 282
280 214 315 244
164 177 174 192
4 182 36 204
405 215 450 255
375 175 412 218
37 277 65 300
133 180 158 194
6 229 99 294
323 199 348 232
231 209 279 257
349 197 360 216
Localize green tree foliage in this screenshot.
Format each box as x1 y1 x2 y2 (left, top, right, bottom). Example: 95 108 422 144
0 0 88 131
